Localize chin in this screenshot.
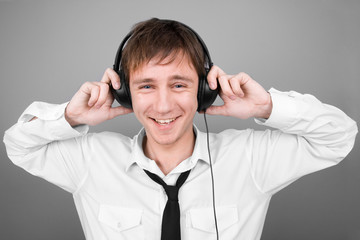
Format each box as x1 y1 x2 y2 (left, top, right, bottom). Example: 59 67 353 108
154 138 177 146
148 129 180 146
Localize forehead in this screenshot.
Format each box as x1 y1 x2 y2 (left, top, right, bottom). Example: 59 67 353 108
129 53 198 82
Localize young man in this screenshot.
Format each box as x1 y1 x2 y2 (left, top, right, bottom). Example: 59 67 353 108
4 18 358 240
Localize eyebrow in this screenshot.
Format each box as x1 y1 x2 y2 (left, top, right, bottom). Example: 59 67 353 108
170 74 194 83
132 75 195 85
132 78 155 85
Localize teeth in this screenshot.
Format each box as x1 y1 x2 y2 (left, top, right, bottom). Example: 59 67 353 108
154 118 175 124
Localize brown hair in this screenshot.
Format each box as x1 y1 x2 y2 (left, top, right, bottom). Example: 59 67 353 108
121 18 206 82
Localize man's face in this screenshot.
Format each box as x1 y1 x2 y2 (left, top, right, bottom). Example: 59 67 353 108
129 53 198 147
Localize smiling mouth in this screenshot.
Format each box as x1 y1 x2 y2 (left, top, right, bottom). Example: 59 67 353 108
151 117 178 125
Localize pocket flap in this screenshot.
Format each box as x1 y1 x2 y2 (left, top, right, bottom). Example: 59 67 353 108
187 205 238 233
98 205 143 232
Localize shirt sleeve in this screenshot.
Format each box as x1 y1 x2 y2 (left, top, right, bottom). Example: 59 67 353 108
250 88 358 195
3 101 91 193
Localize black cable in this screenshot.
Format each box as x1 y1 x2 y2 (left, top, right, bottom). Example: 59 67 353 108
203 110 219 240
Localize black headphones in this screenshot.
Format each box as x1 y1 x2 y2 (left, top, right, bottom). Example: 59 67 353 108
111 20 218 112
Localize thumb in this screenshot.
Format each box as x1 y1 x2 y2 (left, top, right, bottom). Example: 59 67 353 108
204 105 228 116
108 106 133 120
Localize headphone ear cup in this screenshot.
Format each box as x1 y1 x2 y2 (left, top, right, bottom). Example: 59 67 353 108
110 69 133 109
197 70 218 112
197 76 205 112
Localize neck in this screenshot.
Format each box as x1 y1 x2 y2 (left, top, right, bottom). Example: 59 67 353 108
143 128 196 175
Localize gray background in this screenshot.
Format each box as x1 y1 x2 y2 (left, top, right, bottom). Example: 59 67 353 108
1 0 359 239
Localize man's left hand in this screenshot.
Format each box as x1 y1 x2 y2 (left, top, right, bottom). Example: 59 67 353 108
205 66 272 119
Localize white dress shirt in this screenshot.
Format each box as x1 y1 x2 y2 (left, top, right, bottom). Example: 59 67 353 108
3 88 358 240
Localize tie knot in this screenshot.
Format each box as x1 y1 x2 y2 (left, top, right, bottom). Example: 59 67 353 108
165 186 179 202
144 169 191 202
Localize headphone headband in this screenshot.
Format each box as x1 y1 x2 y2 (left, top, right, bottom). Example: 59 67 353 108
113 31 133 73
113 21 213 73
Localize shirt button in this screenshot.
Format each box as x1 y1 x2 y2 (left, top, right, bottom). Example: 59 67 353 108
117 222 121 228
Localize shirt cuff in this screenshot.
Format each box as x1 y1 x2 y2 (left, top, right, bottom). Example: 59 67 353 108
254 88 299 130
19 101 89 139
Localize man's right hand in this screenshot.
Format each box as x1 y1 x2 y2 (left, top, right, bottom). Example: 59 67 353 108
65 68 133 127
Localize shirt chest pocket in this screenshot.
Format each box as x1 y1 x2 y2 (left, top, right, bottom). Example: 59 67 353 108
98 204 144 240
186 205 239 238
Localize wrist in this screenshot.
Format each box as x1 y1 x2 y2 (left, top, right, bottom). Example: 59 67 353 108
64 106 80 127
254 92 273 119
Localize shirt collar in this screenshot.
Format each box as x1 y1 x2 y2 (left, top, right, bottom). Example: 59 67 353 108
125 125 210 173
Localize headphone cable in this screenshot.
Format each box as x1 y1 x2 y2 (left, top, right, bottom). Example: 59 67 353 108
203 110 219 240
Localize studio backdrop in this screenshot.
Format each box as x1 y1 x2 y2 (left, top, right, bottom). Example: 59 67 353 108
0 0 359 239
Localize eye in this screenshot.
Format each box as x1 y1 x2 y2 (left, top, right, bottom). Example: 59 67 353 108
174 84 183 88
142 85 151 89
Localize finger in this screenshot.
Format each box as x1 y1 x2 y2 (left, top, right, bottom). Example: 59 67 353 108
204 104 228 116
92 82 110 108
108 106 133 119
218 75 236 100
229 77 244 97
235 72 251 87
86 83 100 107
101 68 121 89
207 65 226 90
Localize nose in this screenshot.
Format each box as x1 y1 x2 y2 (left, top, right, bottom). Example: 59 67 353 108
153 87 173 114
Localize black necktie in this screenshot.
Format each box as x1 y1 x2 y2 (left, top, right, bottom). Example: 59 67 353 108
144 169 191 240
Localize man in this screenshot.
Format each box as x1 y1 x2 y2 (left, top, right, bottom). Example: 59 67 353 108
3 18 358 240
